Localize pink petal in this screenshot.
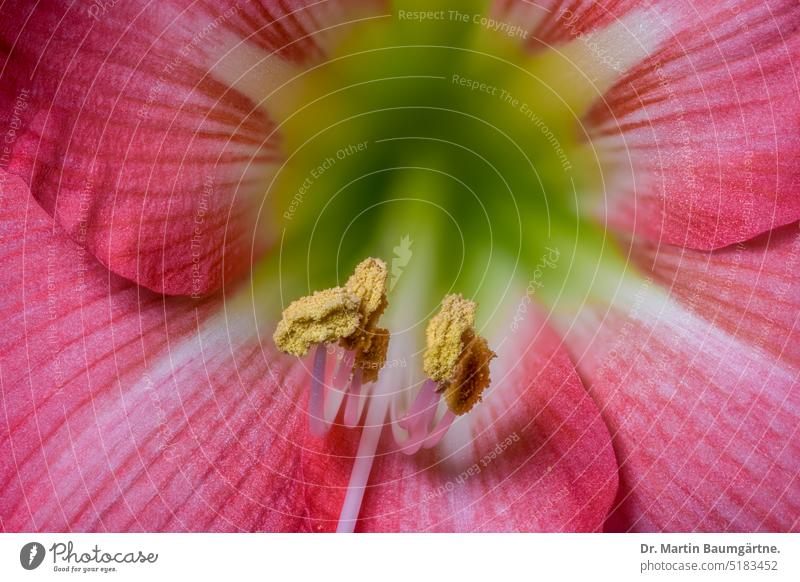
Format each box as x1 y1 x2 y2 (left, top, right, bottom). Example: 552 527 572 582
586 0 800 249
564 226 800 531
627 222 800 366
0 0 382 295
492 0 645 48
0 170 355 531
354 309 619 532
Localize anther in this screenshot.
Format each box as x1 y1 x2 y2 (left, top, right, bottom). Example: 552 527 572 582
395 294 495 456
424 294 496 415
273 258 390 436
273 287 361 357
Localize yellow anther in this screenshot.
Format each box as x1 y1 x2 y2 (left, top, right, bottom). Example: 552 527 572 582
354 327 390 384
340 257 389 353
423 294 476 382
347 257 388 323
273 287 360 357
273 258 390 384
441 329 495 415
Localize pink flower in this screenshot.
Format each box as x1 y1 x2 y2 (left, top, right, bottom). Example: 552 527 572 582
1 0 798 532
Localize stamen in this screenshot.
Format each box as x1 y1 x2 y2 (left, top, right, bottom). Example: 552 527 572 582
423 294 477 383
277 269 492 529
353 328 389 384
392 379 451 455
308 344 329 437
333 349 356 388
422 410 456 449
399 418 434 455
273 287 360 357
336 380 390 533
339 258 389 355
398 383 441 455
323 349 355 426
423 294 496 415
388 295 495 455
273 257 392 436
398 379 438 431
440 330 495 415
343 368 364 427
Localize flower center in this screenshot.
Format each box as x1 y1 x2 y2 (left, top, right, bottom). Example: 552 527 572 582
258 0 635 532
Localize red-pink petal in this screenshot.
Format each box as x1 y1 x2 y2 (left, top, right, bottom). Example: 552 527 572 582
627 222 800 366
586 0 800 249
563 226 800 531
0 170 355 531
492 0 645 48
355 309 619 532
0 0 382 295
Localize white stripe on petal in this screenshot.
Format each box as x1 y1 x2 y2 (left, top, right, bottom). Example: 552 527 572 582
556 6 674 97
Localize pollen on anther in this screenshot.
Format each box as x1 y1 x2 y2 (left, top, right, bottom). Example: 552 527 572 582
273 287 361 357
340 257 389 353
339 258 390 382
423 294 476 383
423 294 496 415
442 329 495 415
273 258 392 386
354 327 390 384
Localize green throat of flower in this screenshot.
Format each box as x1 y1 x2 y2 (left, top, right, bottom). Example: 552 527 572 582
259 0 631 333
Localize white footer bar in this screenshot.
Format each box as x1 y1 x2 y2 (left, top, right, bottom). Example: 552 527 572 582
1 533 797 581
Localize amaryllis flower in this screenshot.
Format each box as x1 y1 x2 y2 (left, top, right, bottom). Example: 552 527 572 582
1 0 798 533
